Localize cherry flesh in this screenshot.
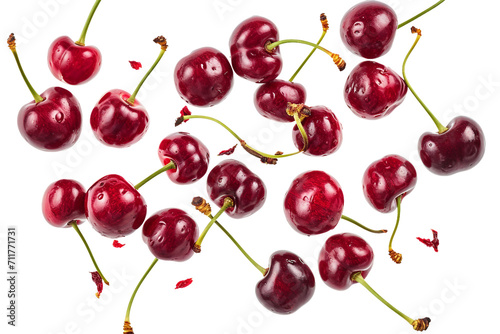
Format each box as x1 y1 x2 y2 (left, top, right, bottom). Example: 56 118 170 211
158 132 210 184
254 80 306 122
344 61 407 119
174 47 234 107
418 116 485 175
292 105 343 156
42 179 86 228
229 16 282 83
284 170 344 235
340 1 397 59
207 159 266 219
256 250 315 314
90 89 149 147
48 36 101 85
85 174 147 238
142 208 199 262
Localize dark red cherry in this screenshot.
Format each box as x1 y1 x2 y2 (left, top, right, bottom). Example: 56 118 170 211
318 233 373 290
42 179 86 228
344 61 407 119
254 79 306 122
47 36 101 85
158 132 210 184
418 116 485 175
90 89 149 147
85 174 147 238
174 47 234 107
340 1 397 59
292 105 343 156
207 159 266 219
142 208 199 262
256 251 315 314
284 170 344 235
362 155 417 213
18 87 82 151
229 16 282 83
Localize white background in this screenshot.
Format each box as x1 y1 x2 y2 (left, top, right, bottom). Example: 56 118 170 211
1 0 499 333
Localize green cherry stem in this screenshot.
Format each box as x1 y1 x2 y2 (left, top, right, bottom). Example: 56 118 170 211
127 36 168 105
76 0 102 46
8 34 43 103
397 0 445 30
134 160 176 190
388 196 403 264
70 221 109 285
402 27 448 133
193 197 234 253
341 215 387 234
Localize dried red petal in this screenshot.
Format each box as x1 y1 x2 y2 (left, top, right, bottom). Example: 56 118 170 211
417 229 439 252
113 240 125 248
218 144 237 156
90 271 103 298
180 106 192 123
175 278 193 289
416 237 433 247
129 61 142 70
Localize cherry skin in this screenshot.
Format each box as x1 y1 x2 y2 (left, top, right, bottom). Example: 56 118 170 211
229 16 282 83
292 105 343 156
362 155 417 213
42 179 86 228
418 116 485 175
18 87 82 151
47 36 101 85
158 132 210 185
256 250 315 314
85 174 147 238
174 47 234 107
142 208 199 262
284 170 344 235
90 89 149 147
318 233 373 291
254 79 306 122
344 61 407 119
340 1 398 59
207 159 266 219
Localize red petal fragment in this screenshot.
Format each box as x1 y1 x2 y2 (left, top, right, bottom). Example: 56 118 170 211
90 271 103 298
218 144 237 156
129 61 142 70
416 237 433 247
417 229 439 252
180 106 192 123
175 278 193 289
113 240 125 248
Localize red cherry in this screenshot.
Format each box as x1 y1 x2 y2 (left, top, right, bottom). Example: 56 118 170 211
254 79 306 122
42 179 86 228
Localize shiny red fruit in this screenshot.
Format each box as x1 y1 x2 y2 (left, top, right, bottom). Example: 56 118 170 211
254 79 306 122
42 179 86 228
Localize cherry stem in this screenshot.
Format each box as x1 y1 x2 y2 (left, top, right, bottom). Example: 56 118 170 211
402 27 448 133
397 0 446 29
389 196 402 251
194 197 234 252
127 37 168 105
341 215 387 234
70 221 109 285
134 160 176 190
292 112 309 152
8 34 43 103
76 0 102 46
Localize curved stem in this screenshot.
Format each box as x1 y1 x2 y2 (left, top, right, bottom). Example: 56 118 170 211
134 161 176 190
124 258 158 324
397 0 445 29
194 197 234 252
292 112 309 152
127 48 166 105
70 221 109 285
402 28 447 133
341 215 387 234
389 196 402 251
76 0 102 45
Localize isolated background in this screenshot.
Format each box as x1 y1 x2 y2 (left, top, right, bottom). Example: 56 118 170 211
1 0 499 333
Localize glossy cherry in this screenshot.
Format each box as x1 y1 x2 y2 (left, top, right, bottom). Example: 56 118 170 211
344 61 407 119
174 47 234 107
42 179 86 228
158 132 210 184
229 16 282 83
256 251 315 314
254 80 306 122
85 174 147 238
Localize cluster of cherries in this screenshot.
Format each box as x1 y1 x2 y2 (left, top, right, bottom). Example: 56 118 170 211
14 0 486 333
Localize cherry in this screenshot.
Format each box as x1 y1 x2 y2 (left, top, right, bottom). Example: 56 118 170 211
344 61 407 119
8 34 82 151
254 80 306 122
256 251 315 314
158 132 210 184
47 0 103 84
91 37 168 147
319 233 431 331
174 47 234 107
